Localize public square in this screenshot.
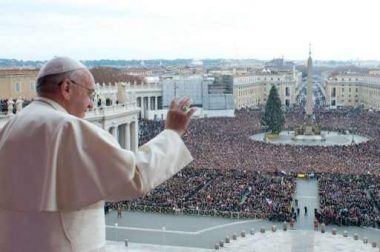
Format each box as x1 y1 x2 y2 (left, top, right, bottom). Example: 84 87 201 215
105 179 380 251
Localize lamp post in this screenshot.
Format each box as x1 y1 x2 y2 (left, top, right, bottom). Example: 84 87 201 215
351 127 356 144
262 125 269 142
114 223 118 242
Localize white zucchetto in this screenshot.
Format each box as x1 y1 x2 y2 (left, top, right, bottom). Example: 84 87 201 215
37 57 87 79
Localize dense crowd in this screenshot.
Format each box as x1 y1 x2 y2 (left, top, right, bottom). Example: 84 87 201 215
113 168 295 222
185 107 380 175
132 107 380 227
318 174 380 227
138 119 164 145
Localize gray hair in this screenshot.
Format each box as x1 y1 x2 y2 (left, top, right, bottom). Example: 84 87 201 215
36 56 88 94
36 71 76 94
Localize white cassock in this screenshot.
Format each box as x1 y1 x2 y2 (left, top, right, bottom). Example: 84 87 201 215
0 97 193 252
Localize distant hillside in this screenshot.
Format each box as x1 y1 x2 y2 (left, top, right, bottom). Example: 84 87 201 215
2 58 376 69
0 59 45 68
0 58 224 68
0 58 265 68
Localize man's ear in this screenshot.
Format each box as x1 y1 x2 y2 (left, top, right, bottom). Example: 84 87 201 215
60 79 72 100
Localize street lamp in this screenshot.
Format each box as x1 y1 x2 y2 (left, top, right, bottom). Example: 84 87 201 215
262 125 269 142
351 127 356 144
114 223 118 242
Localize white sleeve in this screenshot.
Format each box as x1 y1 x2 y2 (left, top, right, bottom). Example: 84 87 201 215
54 120 193 210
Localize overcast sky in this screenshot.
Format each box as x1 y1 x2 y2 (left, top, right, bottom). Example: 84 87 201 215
1 0 380 61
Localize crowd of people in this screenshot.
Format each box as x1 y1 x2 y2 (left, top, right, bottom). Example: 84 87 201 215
132 107 380 227
112 168 295 222
138 119 165 145
184 107 380 175
318 174 380 227
0 98 31 114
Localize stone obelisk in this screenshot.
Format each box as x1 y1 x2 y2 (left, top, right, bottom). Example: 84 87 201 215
293 45 323 139
305 44 313 122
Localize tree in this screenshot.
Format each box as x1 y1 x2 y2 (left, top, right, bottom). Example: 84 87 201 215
261 85 285 134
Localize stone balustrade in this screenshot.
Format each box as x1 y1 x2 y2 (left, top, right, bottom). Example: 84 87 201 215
85 101 137 119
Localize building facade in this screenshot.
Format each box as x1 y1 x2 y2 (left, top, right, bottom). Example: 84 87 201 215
162 75 205 108
233 70 302 109
204 75 234 110
162 74 234 115
0 69 38 99
325 73 380 110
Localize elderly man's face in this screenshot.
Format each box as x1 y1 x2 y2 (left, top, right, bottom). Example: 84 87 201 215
67 71 95 118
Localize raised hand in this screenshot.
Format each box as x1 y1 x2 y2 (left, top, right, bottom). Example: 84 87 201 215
165 97 196 136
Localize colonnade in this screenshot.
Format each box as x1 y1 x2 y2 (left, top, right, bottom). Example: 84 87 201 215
108 121 139 152
137 96 162 118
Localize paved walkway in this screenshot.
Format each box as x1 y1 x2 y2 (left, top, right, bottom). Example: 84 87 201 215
105 179 380 249
293 178 319 230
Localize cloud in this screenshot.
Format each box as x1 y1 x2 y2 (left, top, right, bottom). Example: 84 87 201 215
1 0 380 60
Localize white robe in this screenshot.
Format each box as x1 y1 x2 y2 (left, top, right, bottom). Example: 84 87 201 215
0 97 193 251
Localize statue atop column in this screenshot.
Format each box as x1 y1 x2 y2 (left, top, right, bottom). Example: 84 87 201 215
99 95 106 108
93 94 99 108
116 82 127 104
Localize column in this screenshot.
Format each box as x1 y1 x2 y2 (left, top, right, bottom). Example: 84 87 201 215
155 96 158 111
137 97 141 107
130 120 138 152
135 120 139 151
137 97 142 119
142 97 147 119
126 123 131 150
148 96 151 112
117 125 125 148
111 126 117 140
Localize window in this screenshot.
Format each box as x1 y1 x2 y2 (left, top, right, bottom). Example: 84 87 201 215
285 87 290 96
331 87 336 97
285 99 290 107
15 83 21 92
